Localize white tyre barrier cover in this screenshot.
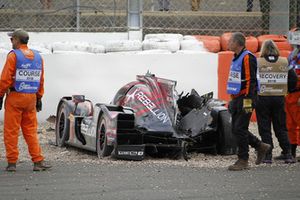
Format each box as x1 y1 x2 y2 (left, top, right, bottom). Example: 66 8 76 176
0 49 9 54
142 39 180 53
30 46 51 54
52 41 88 52
144 33 183 41
105 51 139 55
51 41 105 54
0 42 51 54
183 35 198 41
104 40 142 52
175 50 207 54
86 44 105 54
29 43 52 54
0 43 12 51
137 49 172 54
180 40 207 51
52 50 94 55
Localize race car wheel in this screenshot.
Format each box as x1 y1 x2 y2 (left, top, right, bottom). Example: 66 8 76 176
96 116 113 158
217 110 237 155
55 102 70 147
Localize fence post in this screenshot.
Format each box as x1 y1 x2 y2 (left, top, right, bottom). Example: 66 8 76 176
76 0 80 31
127 0 143 40
269 0 289 34
289 0 300 29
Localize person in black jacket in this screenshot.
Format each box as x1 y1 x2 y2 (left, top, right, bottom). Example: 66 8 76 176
256 40 295 164
227 32 271 171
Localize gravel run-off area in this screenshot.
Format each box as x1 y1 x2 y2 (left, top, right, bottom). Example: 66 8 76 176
0 121 299 169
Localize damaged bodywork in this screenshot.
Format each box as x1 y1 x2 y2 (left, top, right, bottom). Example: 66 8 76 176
55 73 237 160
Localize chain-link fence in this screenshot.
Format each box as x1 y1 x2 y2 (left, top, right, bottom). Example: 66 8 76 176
0 0 298 36
0 0 128 32
143 0 294 36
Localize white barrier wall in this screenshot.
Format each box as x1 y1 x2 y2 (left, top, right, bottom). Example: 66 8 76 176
0 52 218 121
0 31 218 121
0 32 129 45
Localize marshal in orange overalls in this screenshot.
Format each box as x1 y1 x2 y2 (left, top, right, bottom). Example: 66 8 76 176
0 44 45 164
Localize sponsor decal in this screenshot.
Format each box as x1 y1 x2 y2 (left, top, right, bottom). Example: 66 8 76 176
80 123 89 134
81 125 97 137
16 69 41 81
20 63 31 69
260 66 273 71
227 86 237 91
260 85 283 93
18 82 37 91
259 72 287 84
118 151 144 156
130 88 170 123
228 71 241 82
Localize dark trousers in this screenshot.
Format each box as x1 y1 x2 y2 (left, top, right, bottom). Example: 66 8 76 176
158 0 170 10
247 0 254 10
247 0 270 32
229 96 261 160
256 96 291 157
247 0 269 11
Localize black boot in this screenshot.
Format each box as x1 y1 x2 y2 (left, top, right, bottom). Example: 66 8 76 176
291 144 297 158
255 143 271 165
33 160 52 171
6 163 16 172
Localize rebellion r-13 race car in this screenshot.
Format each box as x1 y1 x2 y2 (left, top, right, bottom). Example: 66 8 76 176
55 72 237 161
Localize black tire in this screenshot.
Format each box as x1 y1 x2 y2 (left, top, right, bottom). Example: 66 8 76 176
55 102 70 147
96 116 114 158
217 110 237 155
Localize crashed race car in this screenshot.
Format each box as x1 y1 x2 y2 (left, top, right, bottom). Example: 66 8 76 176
55 72 237 160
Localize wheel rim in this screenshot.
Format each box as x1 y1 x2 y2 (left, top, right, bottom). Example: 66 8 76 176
58 112 65 139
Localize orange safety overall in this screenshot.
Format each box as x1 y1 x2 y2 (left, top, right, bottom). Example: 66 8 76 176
286 92 300 145
0 45 44 163
286 51 300 146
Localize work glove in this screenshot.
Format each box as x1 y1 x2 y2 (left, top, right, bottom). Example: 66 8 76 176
36 98 42 112
242 98 252 113
0 96 3 110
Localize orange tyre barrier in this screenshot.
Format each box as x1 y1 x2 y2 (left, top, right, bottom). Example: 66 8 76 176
203 40 221 53
221 32 232 51
218 51 234 101
245 36 259 53
193 35 221 53
276 42 293 51
193 35 221 42
221 33 258 53
254 52 260 58
257 34 292 51
255 50 291 58
279 50 291 58
255 50 291 59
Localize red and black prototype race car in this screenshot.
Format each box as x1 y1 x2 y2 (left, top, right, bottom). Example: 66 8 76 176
55 73 237 160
